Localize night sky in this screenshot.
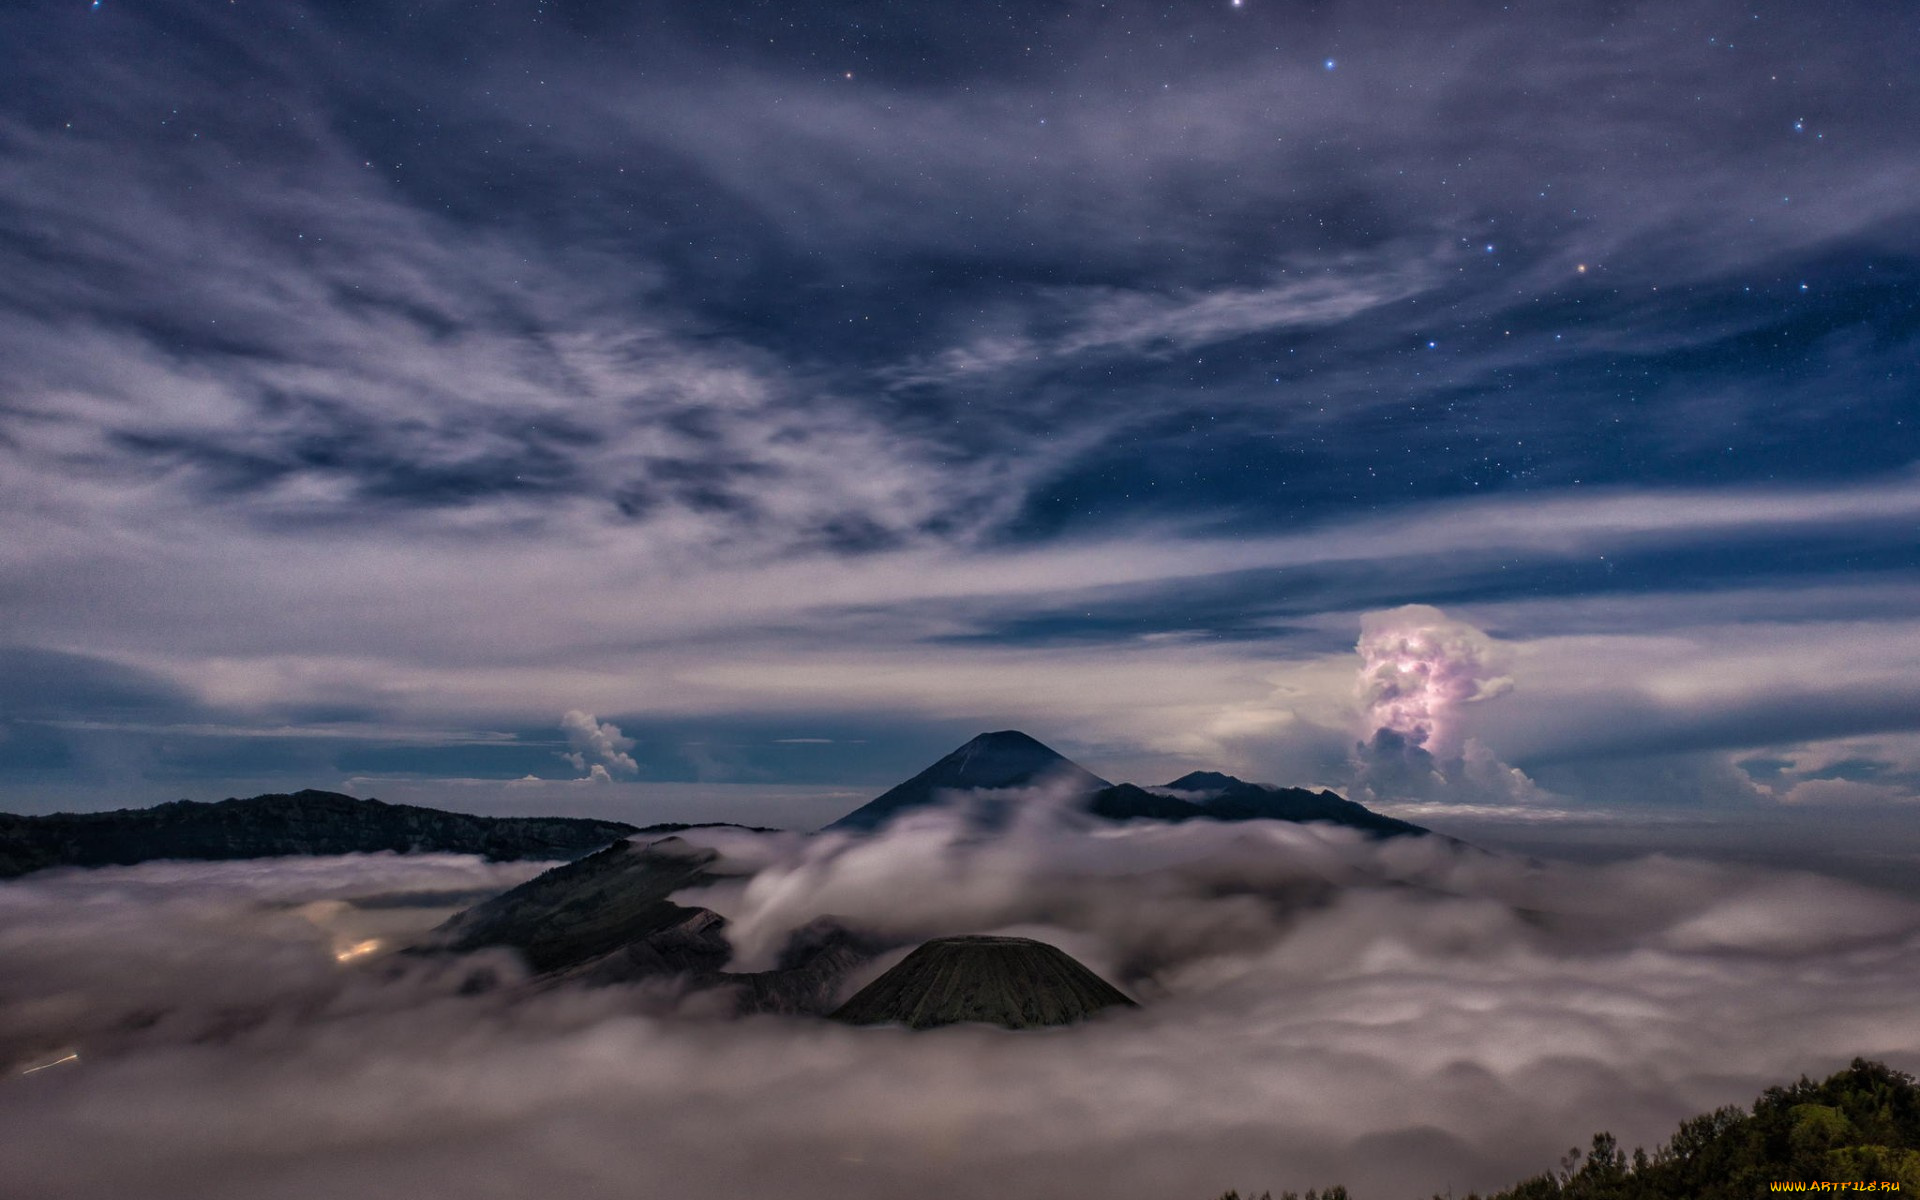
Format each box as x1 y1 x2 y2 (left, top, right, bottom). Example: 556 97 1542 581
4 0 1918 841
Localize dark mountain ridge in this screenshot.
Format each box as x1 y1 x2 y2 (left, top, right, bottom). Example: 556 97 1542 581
1092 774 1426 837
2 732 1422 882
1162 770 1244 794
0 789 643 879
432 836 881 1015
824 733 1426 838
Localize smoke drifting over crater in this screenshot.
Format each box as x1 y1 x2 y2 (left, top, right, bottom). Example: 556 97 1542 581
5 814 1919 1200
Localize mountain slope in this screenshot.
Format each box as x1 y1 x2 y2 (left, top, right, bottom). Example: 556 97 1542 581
1432 1057 1920 1199
823 730 1110 832
0 790 639 879
1162 770 1243 794
1086 774 1428 838
433 836 882 1014
1200 780 1427 837
434 835 725 972
831 934 1137 1029
1085 783 1216 822
824 734 1423 837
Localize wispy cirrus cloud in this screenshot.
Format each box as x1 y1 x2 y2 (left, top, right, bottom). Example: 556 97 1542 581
1 0 1917 816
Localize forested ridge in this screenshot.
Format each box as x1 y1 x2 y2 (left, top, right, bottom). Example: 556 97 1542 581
1211 1059 1920 1200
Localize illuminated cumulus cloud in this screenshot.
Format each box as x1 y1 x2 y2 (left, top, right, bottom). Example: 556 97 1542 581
1357 604 1512 758
1352 605 1547 807
560 709 639 782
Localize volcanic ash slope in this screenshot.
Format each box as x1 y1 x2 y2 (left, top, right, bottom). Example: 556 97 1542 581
831 935 1137 1030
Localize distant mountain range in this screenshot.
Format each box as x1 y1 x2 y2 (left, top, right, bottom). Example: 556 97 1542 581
420 733 1426 1014
0 734 1434 1030
0 732 1422 880
1087 778 1425 837
825 730 1426 838
0 790 766 880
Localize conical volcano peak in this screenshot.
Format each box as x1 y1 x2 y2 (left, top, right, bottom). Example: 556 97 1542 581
822 731 1110 831
960 730 1048 750
941 730 1089 787
830 934 1137 1030
961 730 1055 749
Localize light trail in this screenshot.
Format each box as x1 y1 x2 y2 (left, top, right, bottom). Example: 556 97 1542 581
21 1052 80 1075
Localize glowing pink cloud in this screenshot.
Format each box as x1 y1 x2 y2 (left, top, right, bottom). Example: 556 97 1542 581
1355 605 1512 759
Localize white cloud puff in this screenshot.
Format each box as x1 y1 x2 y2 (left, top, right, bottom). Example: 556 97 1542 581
1349 606 1552 810
561 709 639 778
1356 604 1515 758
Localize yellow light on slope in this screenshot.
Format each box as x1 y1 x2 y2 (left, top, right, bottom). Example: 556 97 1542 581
334 938 382 963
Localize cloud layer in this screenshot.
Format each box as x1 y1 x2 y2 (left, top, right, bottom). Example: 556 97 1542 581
0 0 1916 816
5 819 1920 1199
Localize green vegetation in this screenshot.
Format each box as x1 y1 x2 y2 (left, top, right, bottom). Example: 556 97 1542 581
1446 1058 1920 1200
1211 1059 1920 1200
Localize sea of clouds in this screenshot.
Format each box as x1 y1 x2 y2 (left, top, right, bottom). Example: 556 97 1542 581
5 802 1920 1200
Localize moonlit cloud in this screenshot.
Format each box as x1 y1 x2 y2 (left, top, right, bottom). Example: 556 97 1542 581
0 0 1915 820
1343 605 1550 813
1356 605 1513 758
4 824 1920 1199
4 5 1919 1197
560 710 639 779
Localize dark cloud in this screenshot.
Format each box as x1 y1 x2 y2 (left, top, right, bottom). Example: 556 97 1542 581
0 647 193 720
7 0 1917 539
1518 686 1920 768
0 0 1916 809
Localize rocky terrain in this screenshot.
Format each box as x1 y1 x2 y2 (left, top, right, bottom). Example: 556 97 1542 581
830 934 1138 1030
432 835 882 1015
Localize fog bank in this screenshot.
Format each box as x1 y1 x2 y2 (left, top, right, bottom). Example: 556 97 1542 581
4 815 1918 1199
